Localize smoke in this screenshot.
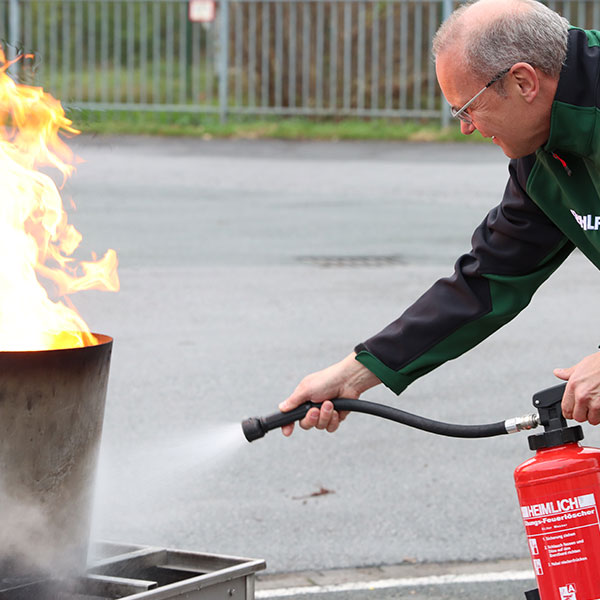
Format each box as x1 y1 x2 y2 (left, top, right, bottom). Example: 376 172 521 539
0 477 90 582
0 420 246 582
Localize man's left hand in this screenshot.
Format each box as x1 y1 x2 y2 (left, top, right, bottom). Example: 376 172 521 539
554 352 600 425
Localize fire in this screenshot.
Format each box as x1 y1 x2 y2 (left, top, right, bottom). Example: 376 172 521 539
0 50 119 350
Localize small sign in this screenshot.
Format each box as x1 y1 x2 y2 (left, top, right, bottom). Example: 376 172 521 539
189 0 215 22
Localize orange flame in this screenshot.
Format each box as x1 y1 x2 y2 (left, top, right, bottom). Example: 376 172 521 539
0 49 119 350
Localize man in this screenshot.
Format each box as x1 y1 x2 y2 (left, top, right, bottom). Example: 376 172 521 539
279 0 600 435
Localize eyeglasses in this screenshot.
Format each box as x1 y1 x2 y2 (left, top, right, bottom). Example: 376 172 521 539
451 67 511 124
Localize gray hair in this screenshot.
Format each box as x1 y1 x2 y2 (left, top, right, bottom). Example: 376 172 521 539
432 0 569 89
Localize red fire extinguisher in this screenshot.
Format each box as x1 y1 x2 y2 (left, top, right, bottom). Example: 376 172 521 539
243 381 600 598
515 384 600 600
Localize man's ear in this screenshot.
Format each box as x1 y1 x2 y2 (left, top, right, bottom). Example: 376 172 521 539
510 62 539 103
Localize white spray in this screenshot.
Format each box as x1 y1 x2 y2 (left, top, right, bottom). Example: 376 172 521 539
91 422 247 542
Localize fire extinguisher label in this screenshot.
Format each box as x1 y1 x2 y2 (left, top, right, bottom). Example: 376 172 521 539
521 494 600 566
521 492 599 566
520 488 600 599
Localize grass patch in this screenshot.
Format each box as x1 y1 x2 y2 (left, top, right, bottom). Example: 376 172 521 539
67 109 490 143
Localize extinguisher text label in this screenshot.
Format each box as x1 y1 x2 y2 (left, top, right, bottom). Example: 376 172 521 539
522 493 599 545
525 509 596 528
521 494 595 518
520 487 600 599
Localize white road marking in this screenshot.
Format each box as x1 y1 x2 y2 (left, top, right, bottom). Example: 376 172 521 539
256 570 535 598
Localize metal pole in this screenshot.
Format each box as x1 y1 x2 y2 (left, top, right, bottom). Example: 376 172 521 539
261 2 269 108
441 0 453 25
8 0 20 69
218 0 230 123
440 0 453 127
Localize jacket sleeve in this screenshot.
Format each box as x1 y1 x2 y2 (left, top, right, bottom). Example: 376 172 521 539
354 155 575 394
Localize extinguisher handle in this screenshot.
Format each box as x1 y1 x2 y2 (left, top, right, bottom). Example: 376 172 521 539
532 382 567 410
532 383 567 430
529 382 585 451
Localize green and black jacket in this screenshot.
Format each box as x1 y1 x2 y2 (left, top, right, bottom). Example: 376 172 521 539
355 27 600 395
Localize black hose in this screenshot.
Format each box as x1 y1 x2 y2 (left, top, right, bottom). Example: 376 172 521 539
241 397 508 442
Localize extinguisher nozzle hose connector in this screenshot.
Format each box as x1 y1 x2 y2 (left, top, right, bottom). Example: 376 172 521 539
504 413 541 434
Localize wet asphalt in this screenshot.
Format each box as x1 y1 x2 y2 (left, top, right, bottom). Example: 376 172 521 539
61 135 600 598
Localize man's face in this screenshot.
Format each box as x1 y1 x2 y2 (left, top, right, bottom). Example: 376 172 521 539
436 53 546 159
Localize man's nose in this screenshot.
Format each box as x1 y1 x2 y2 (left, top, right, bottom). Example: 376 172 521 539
460 120 476 135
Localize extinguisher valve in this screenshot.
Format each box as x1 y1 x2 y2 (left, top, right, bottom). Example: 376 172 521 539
504 413 540 434
528 383 584 450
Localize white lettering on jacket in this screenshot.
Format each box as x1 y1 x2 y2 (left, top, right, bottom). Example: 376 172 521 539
570 209 600 231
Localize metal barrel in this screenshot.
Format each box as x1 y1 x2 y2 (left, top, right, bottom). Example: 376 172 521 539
0 334 113 584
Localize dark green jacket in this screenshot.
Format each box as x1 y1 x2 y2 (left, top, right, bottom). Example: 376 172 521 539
355 27 600 394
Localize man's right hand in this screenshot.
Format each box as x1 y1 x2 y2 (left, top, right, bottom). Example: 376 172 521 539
278 352 381 436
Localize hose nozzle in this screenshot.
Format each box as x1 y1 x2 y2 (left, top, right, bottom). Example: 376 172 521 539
241 417 267 442
242 403 316 442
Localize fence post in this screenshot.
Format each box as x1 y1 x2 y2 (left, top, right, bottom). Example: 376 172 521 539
440 0 453 127
8 0 20 67
218 0 230 123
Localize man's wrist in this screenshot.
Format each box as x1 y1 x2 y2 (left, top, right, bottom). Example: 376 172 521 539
343 352 381 394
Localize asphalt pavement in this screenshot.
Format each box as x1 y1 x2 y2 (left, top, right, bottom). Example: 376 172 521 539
60 135 600 595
